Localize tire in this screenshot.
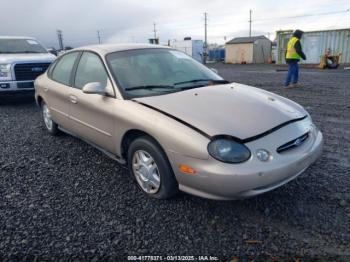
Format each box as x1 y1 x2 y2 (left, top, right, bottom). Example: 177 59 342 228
41 101 59 135
127 136 179 199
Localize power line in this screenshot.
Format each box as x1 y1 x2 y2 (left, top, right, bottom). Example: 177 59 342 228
52 8 350 37
205 8 350 28
52 7 349 48
254 8 349 22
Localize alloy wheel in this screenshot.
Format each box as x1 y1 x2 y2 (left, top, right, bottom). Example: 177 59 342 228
132 150 161 194
42 103 53 131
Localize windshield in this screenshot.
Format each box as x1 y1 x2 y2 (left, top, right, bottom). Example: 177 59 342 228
0 39 48 54
106 48 225 98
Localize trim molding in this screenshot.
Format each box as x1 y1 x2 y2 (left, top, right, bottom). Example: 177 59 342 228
242 115 307 143
69 116 112 137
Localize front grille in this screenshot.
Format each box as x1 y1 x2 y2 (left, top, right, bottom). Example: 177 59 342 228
277 132 309 153
14 63 51 81
17 82 34 89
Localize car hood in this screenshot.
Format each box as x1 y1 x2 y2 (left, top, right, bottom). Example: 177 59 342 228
0 53 56 64
134 83 307 140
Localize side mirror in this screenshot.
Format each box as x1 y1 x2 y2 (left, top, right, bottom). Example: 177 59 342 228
47 49 57 56
82 82 106 95
210 68 218 74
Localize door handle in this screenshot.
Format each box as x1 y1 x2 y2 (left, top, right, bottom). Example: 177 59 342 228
69 95 78 104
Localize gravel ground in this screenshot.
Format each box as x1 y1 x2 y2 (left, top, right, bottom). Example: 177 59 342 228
0 64 349 260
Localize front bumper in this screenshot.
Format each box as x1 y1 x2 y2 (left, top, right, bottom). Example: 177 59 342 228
0 81 34 93
167 119 324 200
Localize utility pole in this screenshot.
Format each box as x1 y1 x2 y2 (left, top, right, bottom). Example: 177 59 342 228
249 9 252 37
153 22 157 39
204 12 208 64
57 29 64 51
97 30 101 44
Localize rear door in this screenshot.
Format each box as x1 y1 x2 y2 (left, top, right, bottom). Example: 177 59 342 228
68 51 117 153
46 51 80 128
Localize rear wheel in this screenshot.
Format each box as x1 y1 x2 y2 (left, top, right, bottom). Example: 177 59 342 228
127 136 178 199
42 101 59 135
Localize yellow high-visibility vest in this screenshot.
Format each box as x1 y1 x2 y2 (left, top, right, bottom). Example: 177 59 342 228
286 36 301 59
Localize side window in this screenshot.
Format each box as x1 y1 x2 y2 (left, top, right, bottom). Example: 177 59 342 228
74 52 108 89
47 59 58 76
51 52 79 85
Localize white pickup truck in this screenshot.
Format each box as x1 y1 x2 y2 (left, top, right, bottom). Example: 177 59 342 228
0 36 56 93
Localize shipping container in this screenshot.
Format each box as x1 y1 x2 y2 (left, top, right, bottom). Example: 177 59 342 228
276 28 350 64
208 47 225 62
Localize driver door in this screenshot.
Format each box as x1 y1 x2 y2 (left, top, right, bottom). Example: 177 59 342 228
68 51 117 153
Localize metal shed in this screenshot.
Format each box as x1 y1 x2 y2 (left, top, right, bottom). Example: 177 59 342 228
276 28 350 64
225 36 272 64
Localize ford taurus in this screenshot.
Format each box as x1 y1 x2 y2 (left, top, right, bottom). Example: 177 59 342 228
34 44 323 200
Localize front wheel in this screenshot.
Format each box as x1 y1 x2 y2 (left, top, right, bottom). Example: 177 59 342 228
42 101 59 135
127 136 178 199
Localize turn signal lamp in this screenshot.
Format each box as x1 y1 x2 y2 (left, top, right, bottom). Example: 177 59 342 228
179 165 196 175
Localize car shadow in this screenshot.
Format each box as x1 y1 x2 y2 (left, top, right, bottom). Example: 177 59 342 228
0 93 36 106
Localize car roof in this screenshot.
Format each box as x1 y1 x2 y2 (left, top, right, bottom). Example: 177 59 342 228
0 36 36 40
74 43 170 56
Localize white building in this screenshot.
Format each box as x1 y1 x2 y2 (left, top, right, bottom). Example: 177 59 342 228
170 39 204 63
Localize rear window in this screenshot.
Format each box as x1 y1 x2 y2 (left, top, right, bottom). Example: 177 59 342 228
0 39 47 54
51 52 79 85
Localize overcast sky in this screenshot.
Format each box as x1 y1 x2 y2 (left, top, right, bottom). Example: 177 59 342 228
1 0 349 49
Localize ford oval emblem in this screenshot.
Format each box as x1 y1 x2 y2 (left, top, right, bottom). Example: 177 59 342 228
31 67 43 72
294 138 303 146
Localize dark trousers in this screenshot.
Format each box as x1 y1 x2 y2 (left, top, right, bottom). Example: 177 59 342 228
285 61 299 86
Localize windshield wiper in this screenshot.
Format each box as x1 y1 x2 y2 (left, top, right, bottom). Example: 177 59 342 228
174 79 229 86
178 85 207 91
125 85 174 91
0 51 43 54
22 51 43 53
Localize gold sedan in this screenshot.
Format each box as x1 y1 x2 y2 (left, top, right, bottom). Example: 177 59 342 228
35 44 323 200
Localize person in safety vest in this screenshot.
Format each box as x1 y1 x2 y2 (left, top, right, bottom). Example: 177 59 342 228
284 29 306 88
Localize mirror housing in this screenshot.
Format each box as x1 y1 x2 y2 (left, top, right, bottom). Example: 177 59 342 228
210 68 219 74
82 82 106 95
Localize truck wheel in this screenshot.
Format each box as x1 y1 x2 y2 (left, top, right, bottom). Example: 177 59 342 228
42 101 59 135
127 136 178 199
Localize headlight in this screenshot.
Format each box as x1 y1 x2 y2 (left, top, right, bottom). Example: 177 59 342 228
0 64 12 80
208 138 251 163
